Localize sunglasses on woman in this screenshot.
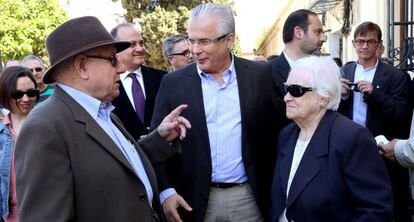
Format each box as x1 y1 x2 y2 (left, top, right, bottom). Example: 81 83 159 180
283 84 313 97
11 89 40 99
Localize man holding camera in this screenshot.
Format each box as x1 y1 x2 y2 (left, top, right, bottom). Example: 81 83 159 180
338 21 411 222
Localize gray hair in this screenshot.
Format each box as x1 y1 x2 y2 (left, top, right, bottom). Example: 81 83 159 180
291 56 342 110
162 34 187 59
21 55 45 68
189 3 235 35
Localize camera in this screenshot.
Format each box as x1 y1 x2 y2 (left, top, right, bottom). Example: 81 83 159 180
347 82 360 92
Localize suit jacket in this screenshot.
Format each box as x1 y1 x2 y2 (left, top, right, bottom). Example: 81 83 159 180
151 56 287 222
271 111 393 222
14 86 172 222
338 61 411 139
270 52 290 95
112 66 166 141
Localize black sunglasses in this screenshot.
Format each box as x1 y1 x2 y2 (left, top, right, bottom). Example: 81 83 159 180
170 49 190 57
11 89 40 100
83 54 118 67
283 84 313 97
30 67 43 72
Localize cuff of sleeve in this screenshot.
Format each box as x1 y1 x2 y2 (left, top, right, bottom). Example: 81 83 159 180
160 188 177 204
395 139 412 168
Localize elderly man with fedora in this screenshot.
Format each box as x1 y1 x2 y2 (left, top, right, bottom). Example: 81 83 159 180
14 16 191 222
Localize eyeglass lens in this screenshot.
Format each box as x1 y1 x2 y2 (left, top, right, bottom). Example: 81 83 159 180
283 84 313 97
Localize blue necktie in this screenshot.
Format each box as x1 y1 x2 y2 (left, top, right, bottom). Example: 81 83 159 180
128 73 145 122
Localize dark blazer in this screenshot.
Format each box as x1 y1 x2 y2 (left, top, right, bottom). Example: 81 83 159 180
15 86 172 222
271 111 393 222
151 56 287 222
270 52 290 94
338 61 410 139
112 66 166 141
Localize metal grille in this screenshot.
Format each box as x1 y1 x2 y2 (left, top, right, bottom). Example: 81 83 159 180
388 0 414 71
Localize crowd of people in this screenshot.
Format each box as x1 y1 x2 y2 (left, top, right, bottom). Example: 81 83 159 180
0 2 413 222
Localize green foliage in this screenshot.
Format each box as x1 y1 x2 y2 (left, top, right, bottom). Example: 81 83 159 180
0 0 68 65
115 0 240 70
140 6 189 70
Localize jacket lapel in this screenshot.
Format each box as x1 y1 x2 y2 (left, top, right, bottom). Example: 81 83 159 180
278 126 300 196
278 53 291 83
54 86 136 174
183 65 211 158
234 57 253 157
286 112 337 208
111 114 158 194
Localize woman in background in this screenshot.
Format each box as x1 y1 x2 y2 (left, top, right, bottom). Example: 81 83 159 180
0 66 39 222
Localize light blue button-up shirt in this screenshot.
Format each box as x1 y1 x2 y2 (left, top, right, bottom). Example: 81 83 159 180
58 84 153 205
159 55 247 203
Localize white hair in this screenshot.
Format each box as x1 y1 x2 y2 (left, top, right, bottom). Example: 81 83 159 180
291 56 342 110
189 3 235 35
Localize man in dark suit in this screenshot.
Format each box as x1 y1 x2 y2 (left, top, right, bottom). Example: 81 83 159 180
151 3 286 222
338 21 411 222
270 9 325 93
111 23 166 141
14 16 190 222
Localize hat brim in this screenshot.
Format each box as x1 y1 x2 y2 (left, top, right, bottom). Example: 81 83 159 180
43 40 131 84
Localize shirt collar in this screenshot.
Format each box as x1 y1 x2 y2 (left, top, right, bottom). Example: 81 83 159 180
120 67 142 81
196 53 236 83
57 83 114 120
283 50 296 68
356 59 379 70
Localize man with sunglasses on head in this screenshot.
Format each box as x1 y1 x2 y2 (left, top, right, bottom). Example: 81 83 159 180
151 3 286 222
110 23 167 141
21 55 55 102
162 34 194 72
338 21 412 222
14 16 191 222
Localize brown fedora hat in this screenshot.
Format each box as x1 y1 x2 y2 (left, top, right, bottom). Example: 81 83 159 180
43 16 131 84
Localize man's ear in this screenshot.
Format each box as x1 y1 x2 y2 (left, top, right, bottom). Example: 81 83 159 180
73 55 89 80
294 26 304 39
226 33 235 50
167 56 173 65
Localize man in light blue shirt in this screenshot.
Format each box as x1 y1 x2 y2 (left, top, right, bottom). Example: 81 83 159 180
151 3 287 222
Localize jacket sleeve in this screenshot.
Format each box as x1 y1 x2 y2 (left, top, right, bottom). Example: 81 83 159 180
15 120 74 222
138 130 180 167
342 126 393 221
395 137 414 168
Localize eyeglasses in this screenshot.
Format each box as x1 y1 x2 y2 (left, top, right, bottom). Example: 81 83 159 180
131 40 145 48
353 39 379 47
83 54 118 67
283 84 313 97
11 89 40 100
186 33 229 47
30 67 43 72
170 49 190 57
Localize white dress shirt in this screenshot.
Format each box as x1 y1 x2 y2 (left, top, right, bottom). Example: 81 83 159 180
119 68 147 111
352 60 378 126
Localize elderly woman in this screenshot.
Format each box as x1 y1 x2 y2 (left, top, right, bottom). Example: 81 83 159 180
271 56 393 222
0 66 39 222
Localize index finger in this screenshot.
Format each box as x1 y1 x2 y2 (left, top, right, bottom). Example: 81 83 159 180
168 104 188 118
